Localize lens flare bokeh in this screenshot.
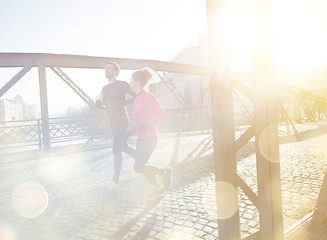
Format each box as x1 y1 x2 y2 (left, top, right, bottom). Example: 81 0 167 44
12 181 48 218
258 124 280 163
202 181 239 220
0 225 15 240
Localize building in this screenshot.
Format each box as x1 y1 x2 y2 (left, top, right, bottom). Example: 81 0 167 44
0 99 23 122
151 37 210 112
148 38 212 132
0 96 39 123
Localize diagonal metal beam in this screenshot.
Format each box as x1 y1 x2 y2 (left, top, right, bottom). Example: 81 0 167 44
299 97 316 121
234 124 260 208
237 175 259 208
278 100 298 134
234 124 255 153
50 67 103 117
232 79 254 101
0 59 37 98
156 71 186 108
50 67 110 145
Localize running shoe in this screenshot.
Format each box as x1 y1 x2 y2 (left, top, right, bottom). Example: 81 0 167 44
107 179 119 191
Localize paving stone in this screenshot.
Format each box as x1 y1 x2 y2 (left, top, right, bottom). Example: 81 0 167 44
190 211 199 217
248 220 258 228
243 213 253 220
163 222 173 228
203 226 214 234
174 219 184 225
1 122 327 240
241 224 250 232
184 221 194 227
207 221 218 229
195 230 206 238
194 223 204 230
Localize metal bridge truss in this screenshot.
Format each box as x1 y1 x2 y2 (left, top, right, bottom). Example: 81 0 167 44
155 70 212 134
0 53 208 149
157 68 327 136
232 77 327 131
206 0 327 239
225 76 327 240
156 71 186 108
1 52 327 240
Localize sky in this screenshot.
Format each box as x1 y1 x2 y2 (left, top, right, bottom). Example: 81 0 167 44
0 0 207 59
1 0 327 116
0 0 208 116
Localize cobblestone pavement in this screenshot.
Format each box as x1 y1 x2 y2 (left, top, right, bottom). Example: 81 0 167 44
1 121 327 240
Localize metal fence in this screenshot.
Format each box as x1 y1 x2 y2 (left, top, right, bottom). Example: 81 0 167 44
0 110 213 152
0 117 107 151
1 88 326 153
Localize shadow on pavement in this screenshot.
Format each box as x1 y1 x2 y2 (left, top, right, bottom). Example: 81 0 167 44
109 196 164 240
279 122 327 144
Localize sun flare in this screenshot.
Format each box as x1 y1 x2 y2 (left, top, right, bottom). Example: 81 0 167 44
220 0 327 72
273 0 327 70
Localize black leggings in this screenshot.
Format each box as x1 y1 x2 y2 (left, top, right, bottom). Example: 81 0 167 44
111 121 135 183
133 136 163 189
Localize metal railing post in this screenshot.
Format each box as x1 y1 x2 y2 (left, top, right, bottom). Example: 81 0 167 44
37 119 42 149
38 65 51 149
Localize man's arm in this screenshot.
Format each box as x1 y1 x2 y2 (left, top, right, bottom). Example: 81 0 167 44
95 99 106 109
95 90 106 109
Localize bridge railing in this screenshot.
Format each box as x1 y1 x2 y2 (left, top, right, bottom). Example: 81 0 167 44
0 109 214 152
1 92 326 153
0 119 42 149
0 117 106 151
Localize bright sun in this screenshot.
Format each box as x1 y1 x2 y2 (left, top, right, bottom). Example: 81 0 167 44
222 0 327 72
273 0 327 70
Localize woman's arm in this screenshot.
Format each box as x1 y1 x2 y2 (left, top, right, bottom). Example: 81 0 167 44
124 82 136 105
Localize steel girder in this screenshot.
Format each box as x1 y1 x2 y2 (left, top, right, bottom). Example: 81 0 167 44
0 53 208 75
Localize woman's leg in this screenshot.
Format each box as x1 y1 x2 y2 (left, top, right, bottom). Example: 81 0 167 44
122 135 137 159
134 137 164 189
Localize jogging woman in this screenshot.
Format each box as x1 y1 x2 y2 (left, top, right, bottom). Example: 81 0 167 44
128 67 172 199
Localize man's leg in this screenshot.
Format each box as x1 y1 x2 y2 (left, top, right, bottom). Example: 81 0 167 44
112 133 124 184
